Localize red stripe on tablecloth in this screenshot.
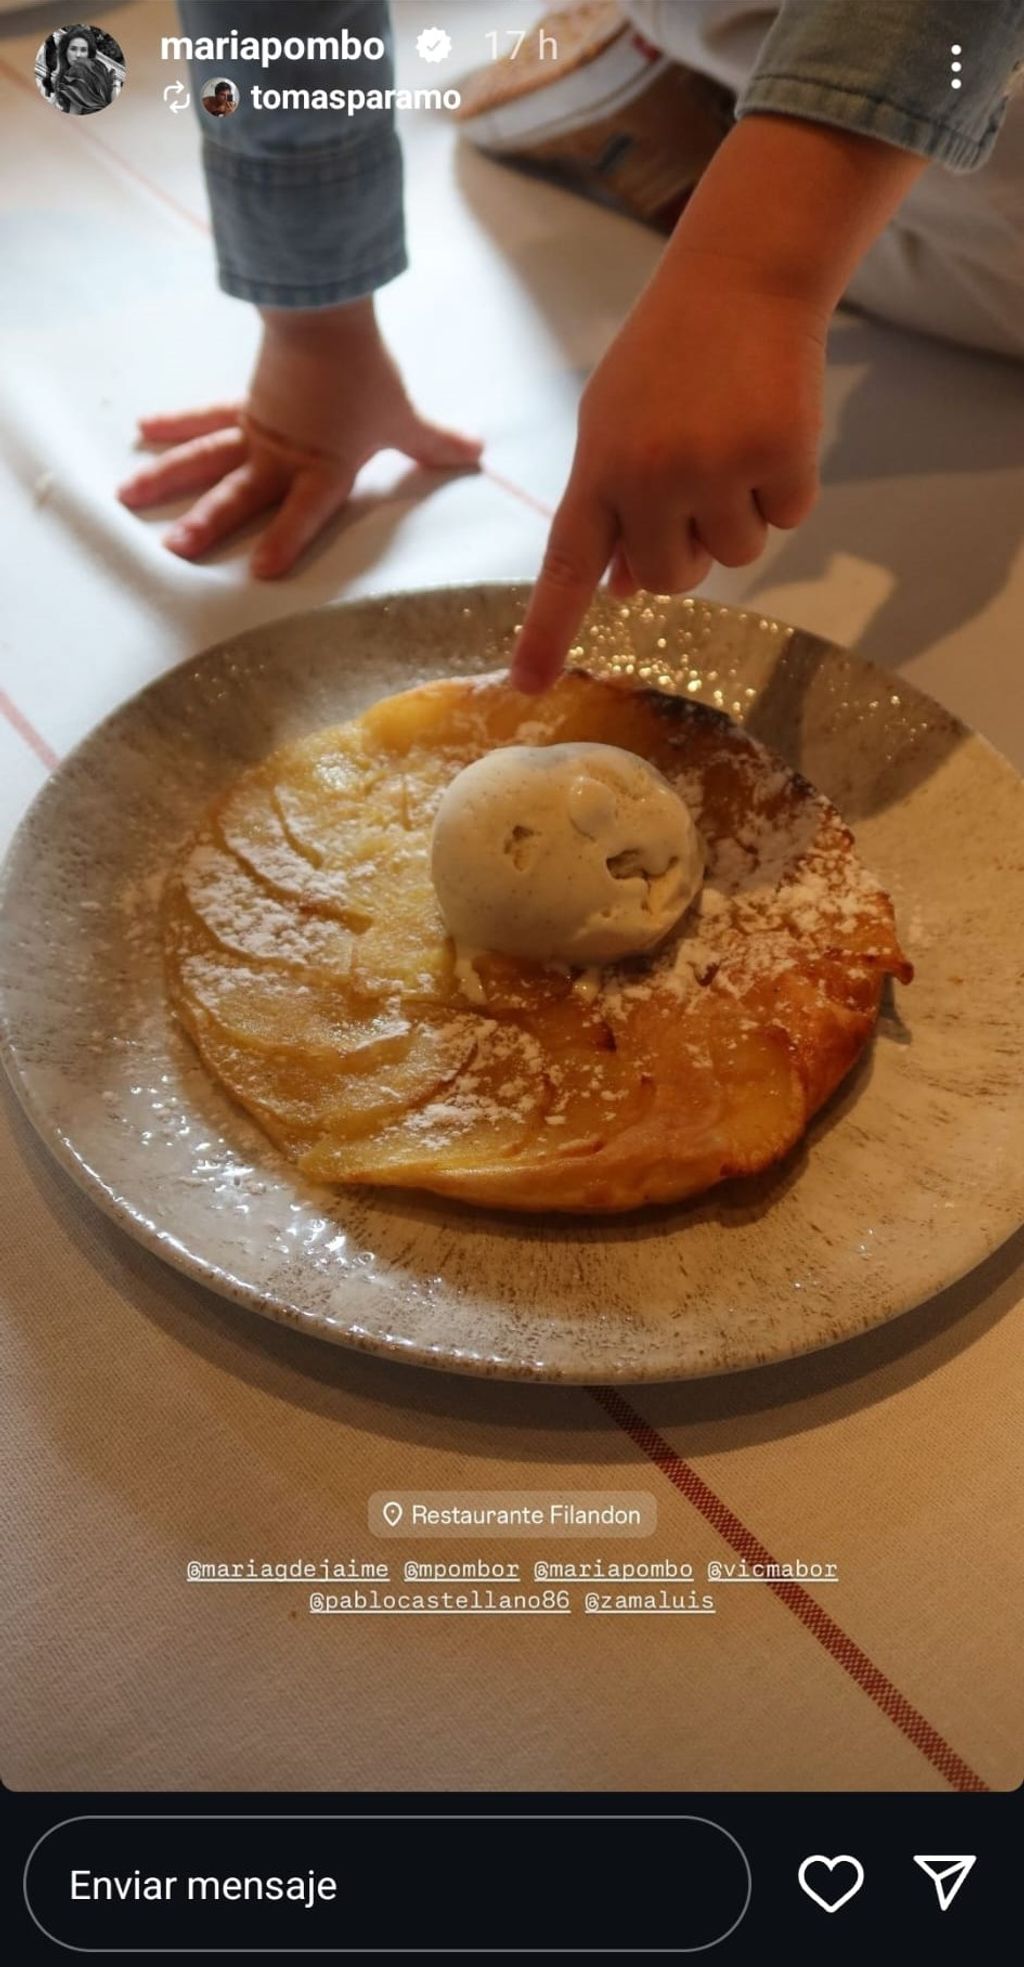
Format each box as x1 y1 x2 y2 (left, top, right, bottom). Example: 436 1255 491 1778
0 690 59 772
480 466 555 523
590 1385 990 1793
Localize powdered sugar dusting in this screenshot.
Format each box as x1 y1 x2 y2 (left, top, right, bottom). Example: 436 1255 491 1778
164 657 909 1191
533 724 899 1024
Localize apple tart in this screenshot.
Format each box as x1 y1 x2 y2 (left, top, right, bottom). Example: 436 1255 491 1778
163 669 912 1211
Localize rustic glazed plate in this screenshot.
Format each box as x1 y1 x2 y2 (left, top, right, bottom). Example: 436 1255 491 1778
1 587 1021 1382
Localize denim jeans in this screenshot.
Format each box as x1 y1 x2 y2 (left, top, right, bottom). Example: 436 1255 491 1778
627 0 1024 171
179 0 1024 354
177 0 406 308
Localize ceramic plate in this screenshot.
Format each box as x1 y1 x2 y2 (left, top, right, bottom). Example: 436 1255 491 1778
1 587 1021 1382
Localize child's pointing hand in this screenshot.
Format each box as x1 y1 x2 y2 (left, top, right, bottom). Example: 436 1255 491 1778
509 252 825 692
510 116 927 694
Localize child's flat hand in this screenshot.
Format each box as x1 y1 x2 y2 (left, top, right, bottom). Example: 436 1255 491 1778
510 252 826 693
117 298 482 578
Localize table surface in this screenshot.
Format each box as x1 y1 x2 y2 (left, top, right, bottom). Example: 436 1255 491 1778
1 0 1021 1794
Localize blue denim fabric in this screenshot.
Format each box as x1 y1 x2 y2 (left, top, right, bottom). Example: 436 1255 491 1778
176 0 405 307
737 0 1024 172
180 0 1024 311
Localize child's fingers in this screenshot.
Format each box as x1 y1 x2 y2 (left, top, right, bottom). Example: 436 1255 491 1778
397 415 484 471
693 494 767 568
249 465 355 579
754 463 819 530
117 428 247 508
606 543 637 597
616 506 711 596
163 461 284 560
509 488 617 694
137 403 243 446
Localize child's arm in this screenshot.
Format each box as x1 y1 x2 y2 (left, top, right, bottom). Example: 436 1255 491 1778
119 1 480 574
510 113 928 691
511 0 1024 691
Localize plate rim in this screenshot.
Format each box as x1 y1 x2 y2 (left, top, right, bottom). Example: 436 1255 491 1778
1 584 1022 1384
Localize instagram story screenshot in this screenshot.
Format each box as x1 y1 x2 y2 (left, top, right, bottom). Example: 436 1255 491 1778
0 0 1022 1957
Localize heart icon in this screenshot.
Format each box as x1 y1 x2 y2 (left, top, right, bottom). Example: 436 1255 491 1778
382 1501 403 1527
797 1855 865 1913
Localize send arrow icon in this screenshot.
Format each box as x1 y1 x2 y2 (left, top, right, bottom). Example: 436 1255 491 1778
913 1855 977 1911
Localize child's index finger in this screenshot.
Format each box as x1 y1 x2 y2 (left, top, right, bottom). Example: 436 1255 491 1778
509 491 616 695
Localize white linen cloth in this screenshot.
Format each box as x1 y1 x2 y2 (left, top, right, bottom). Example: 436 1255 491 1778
0 1 1021 1793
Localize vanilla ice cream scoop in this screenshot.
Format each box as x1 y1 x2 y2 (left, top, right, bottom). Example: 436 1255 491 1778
430 742 704 966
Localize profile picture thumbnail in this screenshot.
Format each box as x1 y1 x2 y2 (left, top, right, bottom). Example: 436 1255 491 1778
201 77 240 117
35 22 125 116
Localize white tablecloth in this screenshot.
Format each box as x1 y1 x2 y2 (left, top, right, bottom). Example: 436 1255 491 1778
1 0 1021 1793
